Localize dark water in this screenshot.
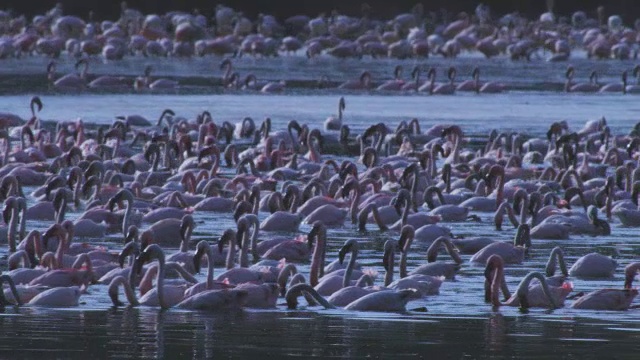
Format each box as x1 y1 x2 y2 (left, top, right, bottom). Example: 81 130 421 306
2 308 640 359
2 54 640 359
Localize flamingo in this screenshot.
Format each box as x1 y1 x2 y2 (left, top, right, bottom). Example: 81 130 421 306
458 67 505 93
410 236 463 279
565 66 600 93
423 186 470 222
457 67 480 92
261 224 314 262
470 224 531 265
430 67 457 95
135 65 179 90
1 196 27 252
324 97 346 131
625 65 640 93
126 244 196 308
569 253 617 279
570 263 640 310
315 238 366 296
165 214 198 273
215 228 266 285
26 285 84 307
48 60 88 90
387 234 444 296
183 240 236 299
285 283 418 312
146 214 194 248
338 71 372 90
376 65 405 91
395 65 421 90
260 209 303 232
484 255 570 309
459 164 506 212
599 71 627 94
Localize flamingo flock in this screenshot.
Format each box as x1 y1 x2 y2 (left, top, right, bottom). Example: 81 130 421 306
0 2 638 62
38 56 640 95
0 93 638 315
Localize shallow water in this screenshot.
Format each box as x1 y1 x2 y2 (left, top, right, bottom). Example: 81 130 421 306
1 55 640 358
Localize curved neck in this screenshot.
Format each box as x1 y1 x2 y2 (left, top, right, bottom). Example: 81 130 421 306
515 272 558 309
0 275 21 306
110 276 140 306
72 253 93 275
343 247 358 288
384 246 395 287
495 201 518 231
399 234 413 279
427 237 462 264
309 228 326 287
487 264 510 307
286 284 335 309
545 247 568 277
165 262 197 283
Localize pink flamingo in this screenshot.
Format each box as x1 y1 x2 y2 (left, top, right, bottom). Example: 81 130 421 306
470 224 531 265
376 65 405 91
183 240 236 299
485 255 570 309
338 71 372 90
570 262 640 310
565 66 600 93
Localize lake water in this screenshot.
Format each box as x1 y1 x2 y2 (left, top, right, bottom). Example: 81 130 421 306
1 54 640 358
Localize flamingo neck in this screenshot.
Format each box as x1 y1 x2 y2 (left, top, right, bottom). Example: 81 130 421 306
343 248 358 288
240 226 250 268
385 248 395 287
250 222 259 263
401 199 411 226
8 207 18 253
122 277 140 305
139 265 157 295
206 250 214 289
225 236 236 270
495 174 504 207
490 266 505 307
445 240 463 264
519 198 528 225
122 201 132 237
309 229 325 287
399 235 413 279
349 188 360 224
516 272 558 309
180 228 189 253
156 257 167 309
55 234 66 270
